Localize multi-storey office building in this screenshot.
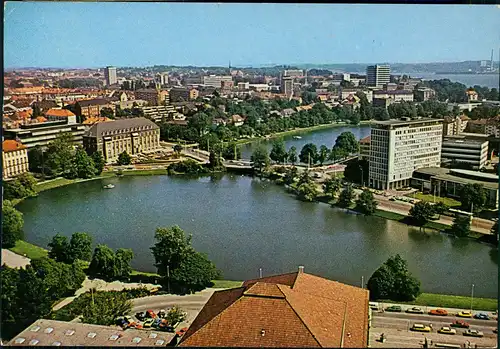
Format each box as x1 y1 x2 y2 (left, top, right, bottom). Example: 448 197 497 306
203 75 233 89
280 76 293 99
369 118 443 190
441 136 489 170
104 66 117 86
366 65 390 87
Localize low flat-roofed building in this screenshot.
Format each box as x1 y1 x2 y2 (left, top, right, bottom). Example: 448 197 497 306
2 140 29 179
411 167 498 208
45 108 77 124
83 117 160 164
5 319 175 347
441 136 489 170
139 105 177 123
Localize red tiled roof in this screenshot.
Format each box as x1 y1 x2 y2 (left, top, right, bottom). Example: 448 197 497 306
359 136 371 144
180 271 369 348
45 108 76 117
3 140 27 152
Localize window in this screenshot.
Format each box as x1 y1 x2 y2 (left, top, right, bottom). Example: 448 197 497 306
65 330 75 336
109 334 119 341
29 339 40 346
149 333 158 339
155 340 165 346
132 337 142 344
15 338 26 344
44 327 54 334
30 326 41 332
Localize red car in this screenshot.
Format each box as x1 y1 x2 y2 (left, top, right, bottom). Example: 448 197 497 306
146 310 157 319
176 327 188 337
450 320 470 328
429 308 448 316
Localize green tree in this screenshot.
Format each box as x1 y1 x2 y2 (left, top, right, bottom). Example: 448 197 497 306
323 176 343 199
73 147 96 179
338 184 355 208
188 112 212 137
81 291 132 326
432 202 448 219
2 200 24 248
91 151 106 175
165 306 187 325
170 251 221 294
409 201 435 226
299 143 318 165
367 254 421 301
334 131 359 155
450 215 471 238
114 248 134 280
88 244 117 280
48 233 70 263
17 173 37 197
269 140 287 164
297 182 319 202
69 232 93 262
100 107 114 118
222 142 241 161
151 226 194 276
328 147 347 162
287 146 298 165
250 145 270 173
3 179 29 200
208 151 223 170
117 151 132 165
317 145 330 166
45 132 75 176
459 183 487 212
283 166 298 185
356 189 378 215
173 144 183 156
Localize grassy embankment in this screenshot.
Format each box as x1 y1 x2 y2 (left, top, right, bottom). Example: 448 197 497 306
406 192 461 207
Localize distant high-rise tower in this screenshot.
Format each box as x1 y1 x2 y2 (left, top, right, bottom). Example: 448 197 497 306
490 49 494 71
104 66 117 86
280 76 294 99
366 65 390 88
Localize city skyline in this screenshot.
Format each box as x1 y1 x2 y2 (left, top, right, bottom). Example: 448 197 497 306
4 2 500 68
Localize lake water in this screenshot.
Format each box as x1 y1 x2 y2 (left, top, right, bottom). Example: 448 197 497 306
17 173 498 298
409 73 499 89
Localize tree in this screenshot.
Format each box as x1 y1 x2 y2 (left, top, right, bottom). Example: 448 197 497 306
250 145 270 173
188 112 212 137
323 176 342 199
151 226 194 276
297 182 319 202
88 244 118 281
208 151 223 170
117 151 132 165
451 215 471 238
491 221 498 244
45 132 75 177
459 183 487 212
2 201 24 248
269 140 287 164
287 146 298 165
317 145 330 166
165 306 187 325
114 248 134 280
48 233 70 263
69 232 93 262
173 144 183 156
409 201 435 226
432 202 448 219
367 254 421 301
283 166 298 185
100 107 114 118
299 143 318 165
328 147 347 162
170 251 221 294
17 173 37 197
81 291 132 326
92 151 106 175
343 159 368 185
222 142 241 161
31 103 42 119
373 107 390 121
73 147 96 179
356 189 378 215
338 184 355 208
334 131 359 155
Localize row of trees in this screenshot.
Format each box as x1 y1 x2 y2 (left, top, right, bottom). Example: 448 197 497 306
3 173 37 201
2 200 25 247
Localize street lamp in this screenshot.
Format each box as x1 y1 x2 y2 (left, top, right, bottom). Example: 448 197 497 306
470 284 474 313
167 265 170 294
359 165 364 187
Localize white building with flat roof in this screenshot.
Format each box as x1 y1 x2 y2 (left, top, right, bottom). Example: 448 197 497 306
369 118 443 190
366 65 390 87
441 136 489 170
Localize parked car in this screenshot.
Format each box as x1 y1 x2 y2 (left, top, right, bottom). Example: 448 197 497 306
429 309 448 316
474 313 490 320
135 312 146 321
176 327 188 337
157 309 166 318
406 307 424 314
385 306 402 312
143 319 155 328
153 318 162 328
456 311 472 318
146 310 157 319
411 324 432 332
438 326 457 335
463 329 484 337
450 320 470 328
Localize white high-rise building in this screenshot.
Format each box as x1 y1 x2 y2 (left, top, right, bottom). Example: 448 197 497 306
366 65 390 87
369 118 443 190
203 75 233 88
104 66 117 86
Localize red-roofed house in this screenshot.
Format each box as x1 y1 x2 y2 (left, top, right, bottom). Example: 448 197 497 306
2 140 29 179
179 268 370 348
231 114 245 127
45 108 77 124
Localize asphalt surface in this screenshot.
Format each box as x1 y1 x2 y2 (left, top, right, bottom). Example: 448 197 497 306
370 311 498 348
1 249 31 268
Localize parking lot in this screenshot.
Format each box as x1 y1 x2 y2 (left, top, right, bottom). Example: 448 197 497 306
369 303 498 348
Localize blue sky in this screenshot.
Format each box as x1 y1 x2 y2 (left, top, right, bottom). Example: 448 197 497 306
4 2 500 68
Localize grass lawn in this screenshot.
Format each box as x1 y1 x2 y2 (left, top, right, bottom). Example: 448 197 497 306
130 270 159 277
409 192 461 207
378 293 498 311
120 169 167 176
36 178 75 192
373 209 406 221
9 240 48 260
211 280 243 289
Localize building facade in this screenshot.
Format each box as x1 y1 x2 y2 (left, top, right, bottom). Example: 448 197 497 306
280 76 293 99
442 115 469 136
359 135 371 161
104 66 117 86
414 87 436 102
441 136 489 170
366 65 390 87
45 108 77 124
139 105 177 122
78 99 116 119
283 69 304 78
168 87 199 102
2 140 29 179
373 90 414 102
369 118 443 190
203 75 233 89
134 89 169 106
83 117 160 164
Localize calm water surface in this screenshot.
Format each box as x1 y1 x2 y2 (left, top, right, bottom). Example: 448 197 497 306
17 174 498 297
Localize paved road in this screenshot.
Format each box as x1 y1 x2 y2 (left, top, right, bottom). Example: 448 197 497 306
370 311 498 348
1 249 31 268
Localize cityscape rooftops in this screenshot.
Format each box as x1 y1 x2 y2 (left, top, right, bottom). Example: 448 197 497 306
86 117 158 138
3 140 27 152
45 108 76 118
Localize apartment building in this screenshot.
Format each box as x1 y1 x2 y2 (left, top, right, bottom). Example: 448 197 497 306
83 117 160 164
104 66 117 86
441 136 489 170
373 90 414 102
168 87 199 102
359 135 371 161
414 87 436 102
134 89 169 106
283 69 304 78
78 99 116 119
369 118 443 190
45 108 77 124
366 65 390 87
139 105 177 122
203 75 233 89
3 120 86 149
442 115 469 136
2 140 29 179
280 76 293 99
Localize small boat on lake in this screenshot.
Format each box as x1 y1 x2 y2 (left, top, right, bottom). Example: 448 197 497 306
103 184 115 189
292 136 302 139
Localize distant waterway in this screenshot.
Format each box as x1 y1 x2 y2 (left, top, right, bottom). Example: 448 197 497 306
405 72 499 89
17 173 498 298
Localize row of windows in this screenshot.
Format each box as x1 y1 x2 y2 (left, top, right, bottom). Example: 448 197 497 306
102 128 158 137
4 158 28 167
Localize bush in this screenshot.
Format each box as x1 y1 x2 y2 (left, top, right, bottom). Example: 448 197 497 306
167 160 207 175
